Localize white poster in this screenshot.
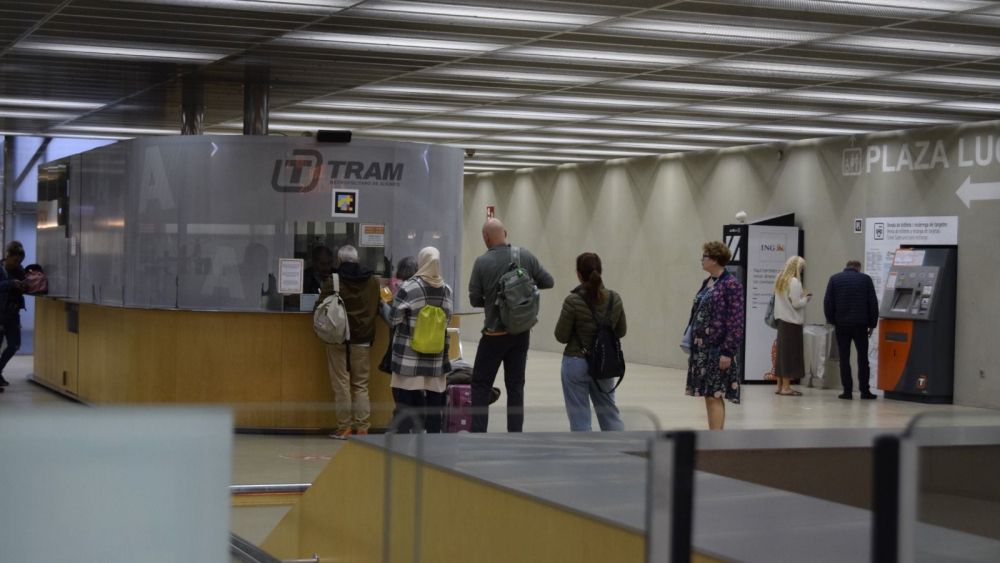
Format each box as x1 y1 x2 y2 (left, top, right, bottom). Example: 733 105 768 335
745 225 800 382
359 223 386 247
278 258 304 295
863 216 958 386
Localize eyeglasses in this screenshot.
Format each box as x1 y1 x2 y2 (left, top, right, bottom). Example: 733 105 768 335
701 255 711 260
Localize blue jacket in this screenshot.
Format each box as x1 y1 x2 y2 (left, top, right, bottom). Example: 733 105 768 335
823 268 879 328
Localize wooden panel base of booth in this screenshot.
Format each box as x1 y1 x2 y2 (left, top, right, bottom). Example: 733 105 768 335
261 441 659 563
33 298 437 430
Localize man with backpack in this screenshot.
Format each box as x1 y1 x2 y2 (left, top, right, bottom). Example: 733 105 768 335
468 219 554 432
317 245 380 439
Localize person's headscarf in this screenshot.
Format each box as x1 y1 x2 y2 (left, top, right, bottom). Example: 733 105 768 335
415 246 444 288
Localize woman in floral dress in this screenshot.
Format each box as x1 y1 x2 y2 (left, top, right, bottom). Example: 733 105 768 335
685 241 745 430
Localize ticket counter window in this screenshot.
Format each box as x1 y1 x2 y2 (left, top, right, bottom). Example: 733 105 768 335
294 221 388 296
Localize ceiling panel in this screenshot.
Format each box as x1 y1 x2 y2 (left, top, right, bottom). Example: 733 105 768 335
2 0 1000 172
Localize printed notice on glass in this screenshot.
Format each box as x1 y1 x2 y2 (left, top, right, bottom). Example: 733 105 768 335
278 258 304 294
359 224 385 247
892 249 925 266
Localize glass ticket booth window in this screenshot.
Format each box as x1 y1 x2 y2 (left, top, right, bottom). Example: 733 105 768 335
289 221 389 311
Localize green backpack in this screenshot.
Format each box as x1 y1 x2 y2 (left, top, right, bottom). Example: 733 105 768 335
411 292 447 355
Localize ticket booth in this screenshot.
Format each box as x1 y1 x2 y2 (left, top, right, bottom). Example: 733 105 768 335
877 245 957 403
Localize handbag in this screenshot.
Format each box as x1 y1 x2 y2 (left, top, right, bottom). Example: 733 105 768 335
764 294 779 329
680 324 692 354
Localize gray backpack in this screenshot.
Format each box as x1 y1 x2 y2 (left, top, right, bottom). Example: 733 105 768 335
495 247 540 335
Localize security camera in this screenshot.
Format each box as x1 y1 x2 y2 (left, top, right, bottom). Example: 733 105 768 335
465 148 476 158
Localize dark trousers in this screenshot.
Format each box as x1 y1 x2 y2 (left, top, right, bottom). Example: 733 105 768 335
835 325 871 393
0 313 21 374
391 387 445 433
471 332 529 433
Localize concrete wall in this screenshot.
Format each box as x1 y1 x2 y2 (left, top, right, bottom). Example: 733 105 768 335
461 120 1000 409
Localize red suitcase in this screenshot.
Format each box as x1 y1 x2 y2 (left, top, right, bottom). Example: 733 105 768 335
445 384 472 433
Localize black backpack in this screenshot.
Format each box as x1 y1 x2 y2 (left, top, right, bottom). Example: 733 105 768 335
576 292 626 392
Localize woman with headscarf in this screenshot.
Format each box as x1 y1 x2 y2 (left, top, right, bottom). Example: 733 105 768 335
388 247 453 433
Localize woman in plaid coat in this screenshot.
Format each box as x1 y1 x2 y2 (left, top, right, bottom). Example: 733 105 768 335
389 246 453 432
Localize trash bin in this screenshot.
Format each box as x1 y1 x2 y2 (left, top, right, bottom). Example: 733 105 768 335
803 324 841 390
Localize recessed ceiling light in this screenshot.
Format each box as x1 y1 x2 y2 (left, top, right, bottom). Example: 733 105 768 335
14 40 229 62
278 32 508 53
886 73 1000 89
456 143 549 152
747 124 873 135
406 119 536 130
597 18 831 44
615 80 775 96
501 47 702 67
354 85 523 99
543 126 663 137
671 133 790 143
773 90 938 105
701 60 884 79
528 95 679 109
120 0 356 14
608 141 715 151
826 114 955 125
358 1 608 26
422 67 607 85
0 109 79 119
269 112 396 123
548 148 657 157
933 100 1000 113
607 116 740 128
822 35 1000 58
299 100 463 113
459 108 605 121
465 159 565 167
488 135 604 144
56 125 177 135
692 105 826 117
359 128 475 139
0 97 103 110
477 154 597 162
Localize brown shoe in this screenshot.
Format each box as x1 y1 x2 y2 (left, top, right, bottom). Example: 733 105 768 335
354 428 369 436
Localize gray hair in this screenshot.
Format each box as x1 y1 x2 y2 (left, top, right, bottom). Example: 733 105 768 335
337 245 359 264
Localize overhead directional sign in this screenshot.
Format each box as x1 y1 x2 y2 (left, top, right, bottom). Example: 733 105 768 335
956 176 1000 207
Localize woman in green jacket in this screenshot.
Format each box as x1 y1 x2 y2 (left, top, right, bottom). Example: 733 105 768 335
554 253 626 431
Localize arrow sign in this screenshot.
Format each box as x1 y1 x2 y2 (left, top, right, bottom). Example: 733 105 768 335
210 141 218 157
956 176 1000 208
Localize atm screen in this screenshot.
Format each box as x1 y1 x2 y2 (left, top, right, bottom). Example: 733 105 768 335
891 288 914 312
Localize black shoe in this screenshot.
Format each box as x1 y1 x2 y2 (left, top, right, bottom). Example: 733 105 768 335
838 392 852 400
0 375 9 387
860 392 877 400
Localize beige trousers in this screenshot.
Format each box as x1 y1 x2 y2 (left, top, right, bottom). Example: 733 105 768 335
325 343 371 431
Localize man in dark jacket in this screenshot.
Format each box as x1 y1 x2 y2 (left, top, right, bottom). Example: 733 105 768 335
823 260 880 400
468 219 554 432
318 245 380 438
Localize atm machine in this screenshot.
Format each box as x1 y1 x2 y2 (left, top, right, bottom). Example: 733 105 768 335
877 245 957 403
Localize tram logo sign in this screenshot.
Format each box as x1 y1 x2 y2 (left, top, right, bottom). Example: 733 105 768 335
271 149 405 192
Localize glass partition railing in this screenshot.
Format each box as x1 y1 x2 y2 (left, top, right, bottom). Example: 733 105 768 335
874 411 1000 563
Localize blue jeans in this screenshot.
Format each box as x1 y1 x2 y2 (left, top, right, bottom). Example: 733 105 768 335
561 356 624 432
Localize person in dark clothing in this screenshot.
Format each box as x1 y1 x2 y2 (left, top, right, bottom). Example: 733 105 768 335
823 260 880 400
0 241 28 388
468 218 554 432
